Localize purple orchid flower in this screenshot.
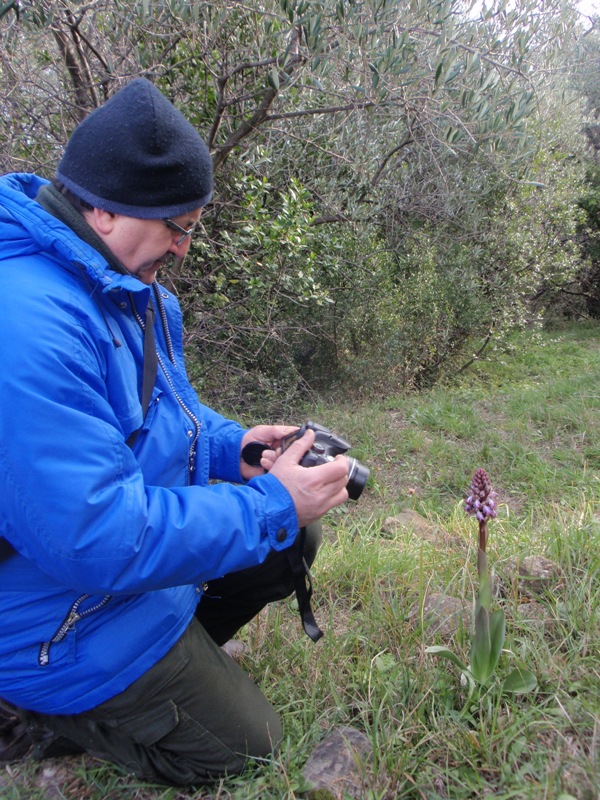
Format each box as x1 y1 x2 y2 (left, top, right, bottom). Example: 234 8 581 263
465 468 497 553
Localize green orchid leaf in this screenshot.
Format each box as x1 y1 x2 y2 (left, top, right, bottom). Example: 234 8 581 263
488 608 506 672
502 667 538 694
478 551 492 611
425 646 469 672
470 604 491 683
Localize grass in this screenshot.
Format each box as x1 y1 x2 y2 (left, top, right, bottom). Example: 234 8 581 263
2 321 599 799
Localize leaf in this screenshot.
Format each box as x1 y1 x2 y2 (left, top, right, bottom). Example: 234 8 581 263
425 646 469 672
435 61 444 86
476 101 490 120
374 653 396 673
477 550 492 610
488 608 506 671
368 61 381 90
0 0 17 21
502 667 537 694
479 71 498 92
470 605 491 683
268 68 280 91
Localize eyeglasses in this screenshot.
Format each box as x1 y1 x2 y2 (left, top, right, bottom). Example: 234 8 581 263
163 218 199 246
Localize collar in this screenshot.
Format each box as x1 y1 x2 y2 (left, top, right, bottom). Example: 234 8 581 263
36 182 129 277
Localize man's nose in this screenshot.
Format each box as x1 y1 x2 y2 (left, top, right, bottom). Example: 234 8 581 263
168 236 192 258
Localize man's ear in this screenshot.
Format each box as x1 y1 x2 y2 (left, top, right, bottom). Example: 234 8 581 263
85 207 117 236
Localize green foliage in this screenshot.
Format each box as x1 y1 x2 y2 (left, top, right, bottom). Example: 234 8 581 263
0 0 593 404
180 168 342 413
0 1 17 22
572 162 600 319
329 230 491 391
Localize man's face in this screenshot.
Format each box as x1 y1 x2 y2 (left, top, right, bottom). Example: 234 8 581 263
90 208 203 284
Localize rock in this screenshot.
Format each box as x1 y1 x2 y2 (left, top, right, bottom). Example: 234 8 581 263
513 600 553 631
408 593 471 638
501 555 563 599
221 640 248 660
301 726 373 800
382 511 462 549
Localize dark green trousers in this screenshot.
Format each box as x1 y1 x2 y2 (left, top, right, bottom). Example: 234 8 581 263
24 523 322 786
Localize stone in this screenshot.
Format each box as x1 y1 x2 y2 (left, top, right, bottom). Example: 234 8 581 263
221 640 248 660
408 593 471 638
501 555 563 599
301 726 373 800
513 600 553 631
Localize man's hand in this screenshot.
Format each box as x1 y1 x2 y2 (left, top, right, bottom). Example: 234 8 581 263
239 424 299 480
267 429 349 527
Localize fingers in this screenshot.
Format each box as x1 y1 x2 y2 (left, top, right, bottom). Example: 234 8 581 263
244 425 299 451
259 449 277 471
296 476 349 528
279 428 315 463
269 440 349 528
322 454 350 486
242 425 351 527
269 424 300 442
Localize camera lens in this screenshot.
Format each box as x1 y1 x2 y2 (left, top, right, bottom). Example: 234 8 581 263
346 457 369 500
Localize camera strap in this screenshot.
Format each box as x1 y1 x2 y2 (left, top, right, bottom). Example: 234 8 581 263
287 527 323 643
126 297 158 448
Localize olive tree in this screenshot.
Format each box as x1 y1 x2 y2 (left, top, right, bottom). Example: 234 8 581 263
0 0 589 408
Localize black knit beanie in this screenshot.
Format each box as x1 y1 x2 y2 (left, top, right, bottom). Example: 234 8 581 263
57 78 213 219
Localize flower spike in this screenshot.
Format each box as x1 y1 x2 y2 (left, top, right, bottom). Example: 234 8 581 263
465 468 497 522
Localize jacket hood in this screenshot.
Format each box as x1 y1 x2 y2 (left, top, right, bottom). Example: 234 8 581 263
0 173 145 295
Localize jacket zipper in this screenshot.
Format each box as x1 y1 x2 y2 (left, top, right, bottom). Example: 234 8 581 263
39 594 112 667
132 288 201 484
153 286 176 363
156 349 201 484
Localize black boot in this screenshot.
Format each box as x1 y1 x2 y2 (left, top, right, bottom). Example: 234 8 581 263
0 699 84 764
0 699 32 763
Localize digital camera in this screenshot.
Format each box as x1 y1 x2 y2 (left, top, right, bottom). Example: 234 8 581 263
280 421 369 501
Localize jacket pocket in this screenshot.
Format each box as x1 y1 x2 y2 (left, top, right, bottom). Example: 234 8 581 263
140 389 163 433
38 594 112 667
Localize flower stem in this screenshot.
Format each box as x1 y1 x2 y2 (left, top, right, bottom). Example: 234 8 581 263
478 519 488 554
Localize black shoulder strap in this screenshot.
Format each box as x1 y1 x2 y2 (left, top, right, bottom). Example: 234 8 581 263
287 526 324 642
126 298 158 448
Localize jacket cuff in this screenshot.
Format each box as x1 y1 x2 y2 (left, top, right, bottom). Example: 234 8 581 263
211 425 247 482
247 472 299 551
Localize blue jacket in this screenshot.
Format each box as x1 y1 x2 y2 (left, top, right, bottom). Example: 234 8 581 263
0 174 298 714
